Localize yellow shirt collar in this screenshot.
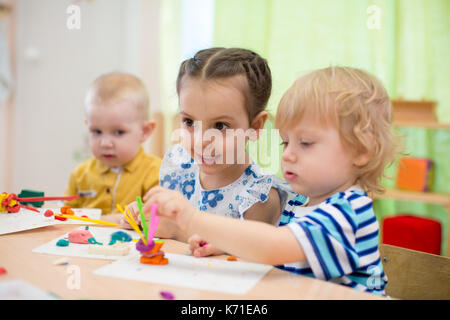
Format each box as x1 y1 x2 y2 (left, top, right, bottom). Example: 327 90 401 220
96 147 145 174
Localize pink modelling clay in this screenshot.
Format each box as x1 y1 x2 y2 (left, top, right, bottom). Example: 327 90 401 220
68 229 94 244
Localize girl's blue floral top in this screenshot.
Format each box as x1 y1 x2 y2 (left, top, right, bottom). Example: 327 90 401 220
159 144 295 219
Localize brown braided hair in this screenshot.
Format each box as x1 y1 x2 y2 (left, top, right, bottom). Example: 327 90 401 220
176 48 272 124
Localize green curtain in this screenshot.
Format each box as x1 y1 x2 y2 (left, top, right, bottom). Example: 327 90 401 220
213 0 450 254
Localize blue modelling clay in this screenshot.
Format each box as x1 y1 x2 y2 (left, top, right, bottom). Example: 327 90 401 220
56 239 69 247
109 231 132 245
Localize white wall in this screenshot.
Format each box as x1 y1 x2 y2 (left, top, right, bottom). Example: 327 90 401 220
9 0 158 196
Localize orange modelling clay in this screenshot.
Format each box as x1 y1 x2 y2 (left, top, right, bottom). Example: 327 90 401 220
140 241 169 265
227 256 238 261
61 206 75 215
136 239 168 265
54 205 75 221
133 203 168 265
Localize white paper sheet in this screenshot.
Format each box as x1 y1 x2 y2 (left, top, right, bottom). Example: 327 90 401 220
32 226 142 260
0 208 101 235
93 252 272 294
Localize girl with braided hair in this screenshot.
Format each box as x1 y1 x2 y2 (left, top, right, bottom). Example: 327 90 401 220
122 48 294 257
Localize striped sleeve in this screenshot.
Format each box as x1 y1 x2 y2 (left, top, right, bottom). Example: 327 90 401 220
286 192 362 281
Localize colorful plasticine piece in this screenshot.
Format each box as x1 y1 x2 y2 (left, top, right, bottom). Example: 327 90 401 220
0 193 20 213
109 231 132 245
44 209 54 217
17 189 44 208
61 206 75 215
136 239 168 265
1 193 79 213
88 242 130 256
56 239 70 247
68 229 95 244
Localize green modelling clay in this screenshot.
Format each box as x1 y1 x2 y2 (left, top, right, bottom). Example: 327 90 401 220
56 239 69 247
87 237 102 245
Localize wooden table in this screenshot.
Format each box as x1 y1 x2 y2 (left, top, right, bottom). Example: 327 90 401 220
0 224 383 300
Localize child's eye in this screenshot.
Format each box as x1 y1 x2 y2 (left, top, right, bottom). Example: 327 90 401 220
182 118 194 128
91 129 102 135
280 141 288 149
214 122 229 131
114 130 125 136
300 141 313 147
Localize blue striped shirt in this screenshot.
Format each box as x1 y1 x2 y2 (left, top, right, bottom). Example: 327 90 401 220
277 186 388 296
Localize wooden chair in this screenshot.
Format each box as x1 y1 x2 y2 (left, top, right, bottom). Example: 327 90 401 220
380 244 450 299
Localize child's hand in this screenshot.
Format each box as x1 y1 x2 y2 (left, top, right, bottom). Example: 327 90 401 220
118 201 140 229
143 186 197 231
188 234 225 257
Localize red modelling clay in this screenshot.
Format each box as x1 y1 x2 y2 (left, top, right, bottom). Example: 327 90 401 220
54 215 67 221
44 210 54 217
0 267 7 275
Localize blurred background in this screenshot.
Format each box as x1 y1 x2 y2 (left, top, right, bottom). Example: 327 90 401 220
0 0 449 254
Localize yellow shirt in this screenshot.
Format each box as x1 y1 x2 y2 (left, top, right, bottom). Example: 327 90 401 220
64 147 161 214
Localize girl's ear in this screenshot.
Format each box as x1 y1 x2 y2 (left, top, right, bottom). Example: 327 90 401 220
249 111 268 140
140 120 156 143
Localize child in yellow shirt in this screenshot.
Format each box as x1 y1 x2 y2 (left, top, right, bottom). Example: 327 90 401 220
65 72 162 219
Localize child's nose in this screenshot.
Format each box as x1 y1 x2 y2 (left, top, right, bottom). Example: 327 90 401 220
281 145 297 163
100 136 114 148
193 128 215 151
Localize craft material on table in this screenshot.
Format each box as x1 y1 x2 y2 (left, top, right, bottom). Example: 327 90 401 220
88 242 131 256
93 252 272 295
53 214 120 227
117 204 147 245
68 229 95 244
0 208 101 235
0 192 78 213
134 203 167 265
136 238 168 265
32 226 143 260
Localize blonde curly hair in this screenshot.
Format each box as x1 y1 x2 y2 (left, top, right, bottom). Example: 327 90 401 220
275 66 399 195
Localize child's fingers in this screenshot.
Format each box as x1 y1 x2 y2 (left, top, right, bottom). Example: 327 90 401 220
188 234 205 251
144 190 178 217
192 245 216 258
124 202 139 219
119 215 132 229
188 235 210 257
143 185 166 202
